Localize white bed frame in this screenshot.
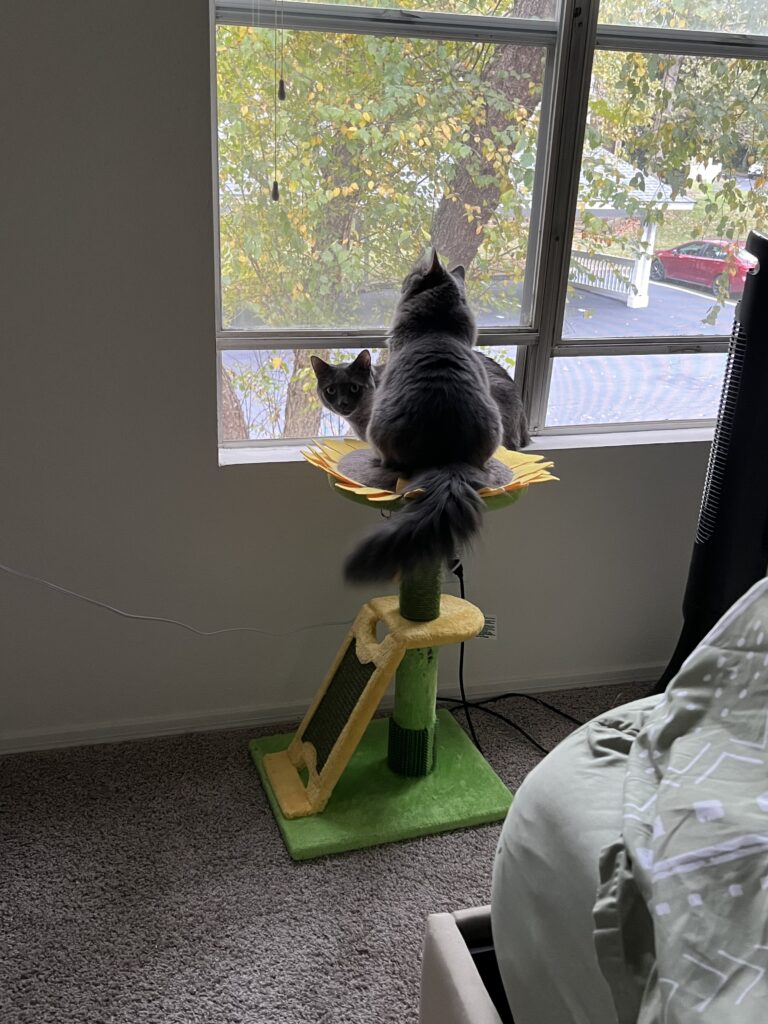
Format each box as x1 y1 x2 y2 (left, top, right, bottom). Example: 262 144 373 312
419 907 511 1024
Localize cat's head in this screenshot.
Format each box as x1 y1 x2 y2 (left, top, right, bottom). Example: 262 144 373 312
393 249 474 342
400 249 467 301
310 350 375 417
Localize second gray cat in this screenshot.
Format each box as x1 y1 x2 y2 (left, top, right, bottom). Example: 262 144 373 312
311 345 529 450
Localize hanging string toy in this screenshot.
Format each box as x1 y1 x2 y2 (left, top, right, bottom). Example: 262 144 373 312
272 0 286 201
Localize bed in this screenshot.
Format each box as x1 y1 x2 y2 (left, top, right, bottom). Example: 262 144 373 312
491 577 768 1024
420 233 768 1023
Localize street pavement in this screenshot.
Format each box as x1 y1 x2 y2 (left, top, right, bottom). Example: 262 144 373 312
477 280 732 425
475 278 735 335
560 280 735 339
545 281 732 425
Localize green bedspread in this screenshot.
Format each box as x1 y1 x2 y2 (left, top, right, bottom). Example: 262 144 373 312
594 578 768 1023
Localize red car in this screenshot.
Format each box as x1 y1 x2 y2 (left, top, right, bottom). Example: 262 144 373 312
650 239 758 295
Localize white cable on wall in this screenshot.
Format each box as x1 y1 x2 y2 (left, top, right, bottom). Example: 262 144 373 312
0 562 351 638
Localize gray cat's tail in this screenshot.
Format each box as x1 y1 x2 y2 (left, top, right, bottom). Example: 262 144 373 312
343 464 486 582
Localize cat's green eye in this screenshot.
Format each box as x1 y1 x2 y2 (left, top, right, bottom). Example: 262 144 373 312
325 386 335 397
349 384 360 394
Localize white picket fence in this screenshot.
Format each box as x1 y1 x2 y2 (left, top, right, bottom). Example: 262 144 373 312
569 250 635 302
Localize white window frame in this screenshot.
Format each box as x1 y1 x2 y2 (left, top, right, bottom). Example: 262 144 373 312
211 0 768 450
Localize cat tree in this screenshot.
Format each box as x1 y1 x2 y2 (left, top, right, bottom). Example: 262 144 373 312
250 440 556 859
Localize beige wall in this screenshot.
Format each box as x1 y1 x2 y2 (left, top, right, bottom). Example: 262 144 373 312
0 2 710 752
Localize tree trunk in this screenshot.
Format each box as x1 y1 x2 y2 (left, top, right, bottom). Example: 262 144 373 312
432 0 549 267
283 348 330 437
220 367 249 441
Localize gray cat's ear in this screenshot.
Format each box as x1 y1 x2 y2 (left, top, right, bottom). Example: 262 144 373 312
310 355 330 380
351 349 372 372
450 265 466 280
423 247 445 285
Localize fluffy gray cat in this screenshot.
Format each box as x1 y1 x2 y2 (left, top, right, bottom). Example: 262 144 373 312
312 346 529 450
344 250 504 582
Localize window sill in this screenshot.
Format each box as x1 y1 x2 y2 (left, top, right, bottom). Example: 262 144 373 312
218 425 714 466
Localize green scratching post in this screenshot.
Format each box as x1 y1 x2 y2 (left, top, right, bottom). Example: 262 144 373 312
248 439 557 859
389 562 442 777
399 561 443 621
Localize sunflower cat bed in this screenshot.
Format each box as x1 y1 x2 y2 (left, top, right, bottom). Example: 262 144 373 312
250 441 556 859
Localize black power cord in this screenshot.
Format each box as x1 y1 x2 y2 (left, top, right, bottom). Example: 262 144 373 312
439 558 587 758
476 691 585 728
440 695 551 756
448 558 483 751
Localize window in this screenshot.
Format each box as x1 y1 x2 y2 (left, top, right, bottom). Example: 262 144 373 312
217 28 547 333
597 0 766 35
213 0 768 447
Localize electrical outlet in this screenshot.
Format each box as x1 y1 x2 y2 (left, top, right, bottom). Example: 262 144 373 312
477 615 497 640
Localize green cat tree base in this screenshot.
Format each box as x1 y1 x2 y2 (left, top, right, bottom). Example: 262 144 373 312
250 560 512 859
250 709 512 860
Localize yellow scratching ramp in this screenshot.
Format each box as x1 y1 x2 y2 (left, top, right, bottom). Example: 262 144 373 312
262 594 484 819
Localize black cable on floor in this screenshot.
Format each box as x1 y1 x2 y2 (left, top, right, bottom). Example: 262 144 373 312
439 696 551 756
440 558 586 758
475 691 585 728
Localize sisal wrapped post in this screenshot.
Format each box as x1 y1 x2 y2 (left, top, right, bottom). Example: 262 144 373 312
388 561 442 776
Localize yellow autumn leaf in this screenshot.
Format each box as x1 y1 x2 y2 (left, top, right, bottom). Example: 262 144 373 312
271 357 284 369
416 94 426 107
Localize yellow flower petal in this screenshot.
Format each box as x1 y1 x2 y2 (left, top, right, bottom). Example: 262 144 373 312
303 441 556 507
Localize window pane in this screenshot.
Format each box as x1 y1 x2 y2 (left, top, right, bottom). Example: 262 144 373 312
220 345 519 441
546 353 727 426
216 26 547 331
564 51 767 340
305 0 557 15
598 0 767 34
220 347 376 441
476 343 520 375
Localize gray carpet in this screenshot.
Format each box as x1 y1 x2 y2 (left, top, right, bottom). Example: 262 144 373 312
1 681 649 1024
